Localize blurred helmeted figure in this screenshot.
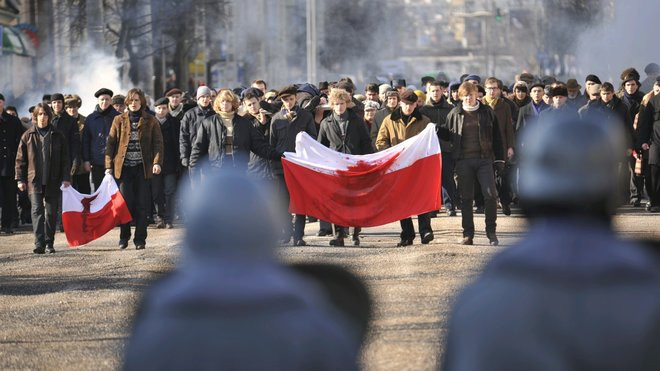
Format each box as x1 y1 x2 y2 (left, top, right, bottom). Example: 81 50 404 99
123 168 365 371
443 115 660 371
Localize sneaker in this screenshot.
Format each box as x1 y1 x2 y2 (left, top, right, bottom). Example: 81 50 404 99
421 232 434 244
461 236 473 245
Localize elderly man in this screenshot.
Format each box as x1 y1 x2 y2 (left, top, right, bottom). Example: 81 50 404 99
83 88 120 190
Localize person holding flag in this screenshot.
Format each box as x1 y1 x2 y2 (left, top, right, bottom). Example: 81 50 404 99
15 103 71 254
375 88 434 247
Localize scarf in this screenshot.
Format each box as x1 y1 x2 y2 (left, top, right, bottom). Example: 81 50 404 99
96 104 113 116
219 111 235 136
170 103 183 118
129 110 142 123
482 96 499 109
462 101 480 112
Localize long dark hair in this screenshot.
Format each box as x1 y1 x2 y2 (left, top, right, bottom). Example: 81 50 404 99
31 103 54 124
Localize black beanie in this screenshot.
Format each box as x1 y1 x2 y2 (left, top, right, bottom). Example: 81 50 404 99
585 74 601 84
0 94 4 101
51 93 65 102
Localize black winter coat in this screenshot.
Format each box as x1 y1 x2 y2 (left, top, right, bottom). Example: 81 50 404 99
82 105 120 166
269 107 317 176
318 110 373 155
580 97 633 148
246 114 272 179
438 103 504 162
180 105 214 166
516 101 550 133
639 94 660 164
420 97 454 153
158 114 181 175
52 111 81 171
0 111 25 177
189 114 276 172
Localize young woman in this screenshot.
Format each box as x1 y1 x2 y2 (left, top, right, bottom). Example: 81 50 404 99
105 88 163 250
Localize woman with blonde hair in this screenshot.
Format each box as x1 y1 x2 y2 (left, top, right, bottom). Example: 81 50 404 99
189 89 277 177
105 88 163 250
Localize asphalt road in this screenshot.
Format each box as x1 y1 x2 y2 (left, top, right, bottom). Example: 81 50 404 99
0 207 658 370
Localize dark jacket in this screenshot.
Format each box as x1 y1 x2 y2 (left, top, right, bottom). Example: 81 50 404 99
82 105 120 166
190 113 276 172
157 114 181 175
270 107 317 176
541 104 581 126
104 110 164 179
567 93 589 111
15 125 71 196
438 103 504 162
246 113 273 179
580 98 633 148
179 105 214 167
318 110 374 155
483 97 515 157
0 111 25 177
52 111 81 171
516 100 549 133
370 106 396 146
639 93 660 164
443 218 660 371
620 89 645 121
421 97 454 153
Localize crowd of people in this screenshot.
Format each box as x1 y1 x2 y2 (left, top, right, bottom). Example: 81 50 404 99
1 62 659 252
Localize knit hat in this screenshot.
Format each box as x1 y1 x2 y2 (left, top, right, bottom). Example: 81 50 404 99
449 81 461 91
0 94 4 101
51 93 65 102
414 90 426 103
551 86 568 97
566 79 581 90
112 95 125 105
464 74 481 83
363 100 379 111
196 85 213 99
620 68 641 83
513 81 528 93
165 88 183 97
240 87 264 100
154 97 169 107
277 85 298 99
585 74 602 84
399 89 418 104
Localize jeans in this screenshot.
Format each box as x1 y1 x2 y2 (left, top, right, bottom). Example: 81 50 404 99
274 175 306 240
30 191 59 248
0 176 16 228
118 165 150 245
152 173 177 223
456 158 498 237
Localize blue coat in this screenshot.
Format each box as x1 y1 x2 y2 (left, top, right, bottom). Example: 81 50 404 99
443 218 660 371
82 105 119 166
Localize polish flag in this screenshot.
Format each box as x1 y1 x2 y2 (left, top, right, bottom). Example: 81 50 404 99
61 174 132 247
282 123 442 227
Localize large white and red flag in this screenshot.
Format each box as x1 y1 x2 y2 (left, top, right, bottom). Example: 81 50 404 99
282 123 442 227
61 174 132 247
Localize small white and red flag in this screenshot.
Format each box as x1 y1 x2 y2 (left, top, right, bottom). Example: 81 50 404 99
61 174 132 247
282 123 442 227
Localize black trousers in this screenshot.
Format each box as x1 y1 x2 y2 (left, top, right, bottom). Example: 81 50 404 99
495 163 512 206
651 164 660 207
442 154 458 209
274 175 306 240
400 213 432 240
91 165 106 191
73 173 91 194
456 158 498 237
29 191 59 248
0 176 16 228
152 173 177 223
118 165 150 245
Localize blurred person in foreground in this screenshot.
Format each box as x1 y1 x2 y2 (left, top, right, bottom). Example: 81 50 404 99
442 114 660 371
123 168 368 371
